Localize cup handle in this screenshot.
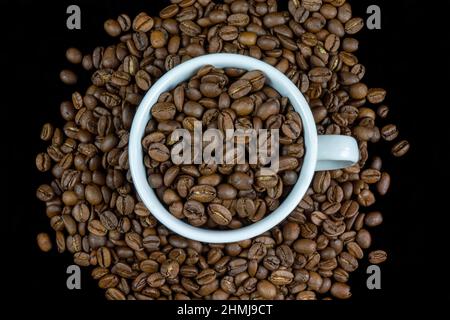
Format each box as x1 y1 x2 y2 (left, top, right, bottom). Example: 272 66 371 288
315 135 359 171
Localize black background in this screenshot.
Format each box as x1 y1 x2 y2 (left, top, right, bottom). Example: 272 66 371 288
4 0 450 315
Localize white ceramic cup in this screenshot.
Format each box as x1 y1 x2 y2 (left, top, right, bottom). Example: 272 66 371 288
129 53 359 243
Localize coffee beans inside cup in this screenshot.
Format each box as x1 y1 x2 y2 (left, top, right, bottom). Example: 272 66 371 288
35 0 409 300
142 65 304 228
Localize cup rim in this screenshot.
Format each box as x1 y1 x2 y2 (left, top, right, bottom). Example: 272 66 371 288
129 53 318 243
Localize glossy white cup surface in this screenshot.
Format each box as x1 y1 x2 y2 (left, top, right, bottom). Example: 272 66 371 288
129 53 359 243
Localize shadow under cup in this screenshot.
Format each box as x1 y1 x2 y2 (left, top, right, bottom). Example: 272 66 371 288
129 53 322 244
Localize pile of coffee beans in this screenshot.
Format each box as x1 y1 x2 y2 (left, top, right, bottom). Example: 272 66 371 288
36 0 408 300
143 65 304 228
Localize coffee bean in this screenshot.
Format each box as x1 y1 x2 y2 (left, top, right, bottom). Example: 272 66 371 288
199 82 222 99
293 239 317 255
356 229 372 249
135 70 152 91
256 98 280 121
98 274 119 289
381 124 399 141
368 250 387 264
81 54 93 70
367 88 387 104
66 47 82 64
88 219 108 237
74 252 90 267
330 282 351 299
207 203 232 225
257 280 277 299
216 184 237 200
160 259 180 279
180 20 201 36
37 233 52 252
364 211 383 227
238 32 257 46
36 152 52 172
349 82 368 99
313 171 331 193
104 19 122 37
227 79 252 99
40 123 55 141
219 25 239 41
338 252 358 272
391 140 410 157
36 184 54 202
152 102 176 121
240 70 266 92
227 172 253 191
188 185 216 203
133 12 154 32
105 287 126 300
117 13 131 31
376 172 390 195
377 105 389 118
85 184 103 205
269 269 294 285
148 143 170 162
60 69 77 85
97 247 112 268
360 169 381 184
344 17 364 35
309 67 332 83
196 268 216 285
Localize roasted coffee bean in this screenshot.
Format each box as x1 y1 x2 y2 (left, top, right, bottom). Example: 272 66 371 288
74 252 90 267
196 268 216 285
376 172 391 195
36 152 52 172
105 287 126 300
85 184 103 205
330 282 351 299
36 184 54 202
60 69 77 85
368 250 387 264
238 32 257 47
391 140 410 157
313 171 331 194
356 229 372 249
104 19 122 37
293 239 317 255
367 88 387 104
207 203 232 226
66 47 82 64
228 79 252 99
160 259 180 279
364 211 383 227
236 198 256 218
37 233 52 252
381 124 399 141
152 102 176 121
309 67 332 83
188 185 216 203
269 269 294 285
344 17 364 35
133 12 154 32
226 172 253 191
338 252 358 272
230 97 254 116
135 70 152 91
180 20 201 36
257 280 277 299
148 143 170 162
